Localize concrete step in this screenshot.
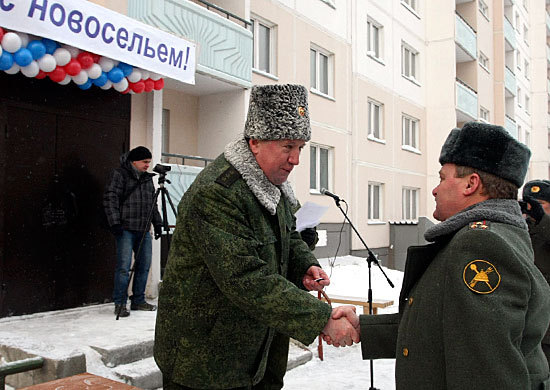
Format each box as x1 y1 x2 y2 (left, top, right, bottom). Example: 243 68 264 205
90 339 154 367
287 339 313 371
113 356 162 390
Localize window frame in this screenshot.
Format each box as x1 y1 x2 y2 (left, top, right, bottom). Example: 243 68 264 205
479 106 490 123
478 0 489 20
402 187 419 221
401 0 418 14
402 114 420 152
478 51 489 72
368 99 385 142
367 18 383 61
251 15 277 76
310 45 334 98
368 182 384 222
309 143 333 193
401 42 419 83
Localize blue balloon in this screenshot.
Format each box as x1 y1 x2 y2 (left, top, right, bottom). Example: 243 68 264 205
107 67 124 83
14 48 33 67
42 38 58 54
78 79 93 90
118 62 133 77
0 51 14 71
92 72 108 86
27 40 46 60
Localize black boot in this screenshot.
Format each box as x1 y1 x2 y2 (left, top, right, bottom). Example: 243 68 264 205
114 304 130 317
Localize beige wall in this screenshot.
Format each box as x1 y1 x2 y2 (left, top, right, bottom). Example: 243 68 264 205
162 89 199 159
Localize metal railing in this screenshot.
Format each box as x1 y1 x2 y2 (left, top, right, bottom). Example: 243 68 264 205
0 356 44 390
162 153 214 167
192 0 251 28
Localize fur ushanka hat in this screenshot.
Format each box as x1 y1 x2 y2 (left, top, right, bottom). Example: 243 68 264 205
523 180 550 202
439 121 531 187
244 84 311 141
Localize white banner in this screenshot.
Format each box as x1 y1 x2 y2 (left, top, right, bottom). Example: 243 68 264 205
0 0 196 84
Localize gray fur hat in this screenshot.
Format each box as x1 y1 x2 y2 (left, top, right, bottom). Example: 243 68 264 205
439 121 531 187
523 180 550 202
244 84 311 141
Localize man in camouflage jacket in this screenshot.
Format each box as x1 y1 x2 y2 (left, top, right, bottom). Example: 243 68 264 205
154 85 358 389
522 180 550 366
332 122 550 389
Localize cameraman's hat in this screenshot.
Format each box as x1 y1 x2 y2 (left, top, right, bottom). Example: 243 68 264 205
439 121 531 187
244 84 311 141
128 146 152 162
523 180 550 202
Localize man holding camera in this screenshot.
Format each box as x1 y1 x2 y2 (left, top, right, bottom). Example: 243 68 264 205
522 180 550 365
103 146 163 317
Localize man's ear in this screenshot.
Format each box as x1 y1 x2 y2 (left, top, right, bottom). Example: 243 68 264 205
464 173 482 196
248 138 260 155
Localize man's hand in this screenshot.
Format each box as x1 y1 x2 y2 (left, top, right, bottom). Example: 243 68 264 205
522 195 545 224
154 224 163 240
323 306 360 346
300 227 318 248
321 307 360 347
302 266 330 291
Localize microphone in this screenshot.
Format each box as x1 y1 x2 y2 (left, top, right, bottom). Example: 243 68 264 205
321 188 341 202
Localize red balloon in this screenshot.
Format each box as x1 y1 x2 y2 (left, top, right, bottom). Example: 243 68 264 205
130 80 145 93
35 70 47 79
144 79 154 92
90 53 100 63
48 67 66 82
77 52 94 69
121 87 130 94
0 27 4 42
64 59 81 76
153 78 164 90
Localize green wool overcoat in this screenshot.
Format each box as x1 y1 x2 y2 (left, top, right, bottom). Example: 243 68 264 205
361 206 550 389
154 154 331 389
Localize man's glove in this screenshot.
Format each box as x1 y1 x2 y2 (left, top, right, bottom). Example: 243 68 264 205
300 227 318 249
110 224 123 236
154 224 163 240
522 195 545 224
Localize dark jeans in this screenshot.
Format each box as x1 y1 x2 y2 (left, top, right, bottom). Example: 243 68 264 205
113 230 152 305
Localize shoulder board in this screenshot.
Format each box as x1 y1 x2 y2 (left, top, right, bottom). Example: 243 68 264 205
468 220 490 231
215 165 241 188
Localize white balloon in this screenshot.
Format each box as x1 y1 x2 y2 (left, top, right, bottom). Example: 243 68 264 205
127 69 142 83
2 32 22 53
5 63 20 75
37 54 56 72
18 32 29 48
140 70 150 80
149 72 161 81
113 78 128 92
87 63 102 79
62 44 80 58
58 74 71 85
0 45 2 56
72 70 88 85
98 57 115 72
100 80 113 90
21 61 39 77
53 48 71 66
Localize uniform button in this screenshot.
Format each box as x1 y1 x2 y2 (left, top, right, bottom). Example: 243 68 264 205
402 348 409 357
408 297 414 306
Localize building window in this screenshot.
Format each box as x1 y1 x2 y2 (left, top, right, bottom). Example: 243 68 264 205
523 0 528 12
517 87 522 107
479 106 489 122
478 0 489 19
319 0 336 8
402 115 419 150
524 128 531 147
310 46 334 96
310 144 332 192
515 13 520 31
525 95 530 114
402 43 418 82
368 183 383 221
401 0 417 13
402 187 418 221
516 51 521 70
479 51 489 71
524 60 529 79
523 25 529 43
367 19 383 59
251 17 276 75
368 99 384 141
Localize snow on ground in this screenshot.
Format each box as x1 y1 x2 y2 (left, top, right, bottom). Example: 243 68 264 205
283 255 403 389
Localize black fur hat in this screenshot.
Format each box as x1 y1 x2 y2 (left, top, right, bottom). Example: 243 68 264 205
439 121 531 187
523 180 550 202
244 84 311 141
128 146 152 162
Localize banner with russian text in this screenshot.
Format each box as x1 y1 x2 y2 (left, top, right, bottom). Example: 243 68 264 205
0 0 196 84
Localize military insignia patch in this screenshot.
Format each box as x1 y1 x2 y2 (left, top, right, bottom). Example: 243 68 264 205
469 221 489 230
463 260 501 294
531 186 541 193
298 106 306 116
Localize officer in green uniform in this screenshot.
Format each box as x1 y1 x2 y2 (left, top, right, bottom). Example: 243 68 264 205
522 180 550 366
331 122 550 389
154 84 358 390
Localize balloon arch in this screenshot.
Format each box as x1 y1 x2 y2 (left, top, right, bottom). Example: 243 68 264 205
0 26 165 94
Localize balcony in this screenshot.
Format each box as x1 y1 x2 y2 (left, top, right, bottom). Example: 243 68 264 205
505 115 518 139
505 66 517 97
455 13 477 62
128 0 252 89
504 16 516 51
456 79 478 122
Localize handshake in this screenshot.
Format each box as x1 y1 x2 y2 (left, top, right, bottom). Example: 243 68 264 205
321 305 360 347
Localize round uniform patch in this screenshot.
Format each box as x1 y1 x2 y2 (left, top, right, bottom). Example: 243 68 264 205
298 106 306 116
531 186 541 193
463 260 501 294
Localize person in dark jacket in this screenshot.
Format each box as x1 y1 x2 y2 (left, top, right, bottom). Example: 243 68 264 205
154 85 358 390
103 146 163 317
330 122 550 389
522 179 550 365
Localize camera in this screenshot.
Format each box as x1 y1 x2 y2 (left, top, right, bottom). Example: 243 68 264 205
153 164 171 175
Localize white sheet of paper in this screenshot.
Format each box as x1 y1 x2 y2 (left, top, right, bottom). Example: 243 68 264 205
295 201 329 232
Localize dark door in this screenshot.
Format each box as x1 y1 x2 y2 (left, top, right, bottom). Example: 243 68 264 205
0 72 130 317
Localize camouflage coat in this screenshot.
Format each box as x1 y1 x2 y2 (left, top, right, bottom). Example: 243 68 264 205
360 199 550 389
154 139 332 389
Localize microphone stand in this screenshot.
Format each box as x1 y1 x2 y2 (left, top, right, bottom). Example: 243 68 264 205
329 195 394 390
